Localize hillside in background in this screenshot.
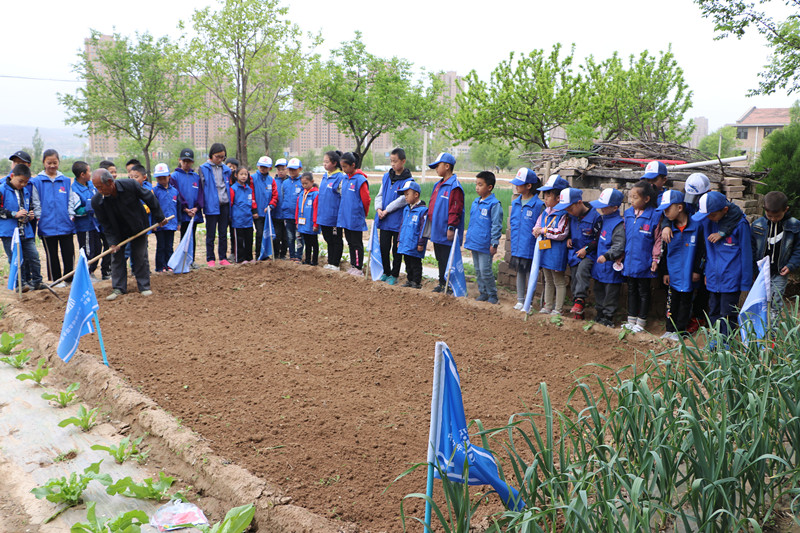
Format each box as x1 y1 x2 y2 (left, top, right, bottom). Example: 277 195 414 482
0 125 86 158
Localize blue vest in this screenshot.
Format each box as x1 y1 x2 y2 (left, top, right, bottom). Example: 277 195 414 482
199 162 231 216
538 210 568 272
171 168 203 223
509 195 544 260
317 171 344 227
704 215 753 293
664 217 702 293
622 206 661 279
278 176 302 220
398 203 428 258
72 181 99 233
230 182 255 229
429 175 464 246
464 194 500 254
32 173 74 236
592 211 624 284
377 172 414 232
297 188 320 235
251 171 276 217
153 184 179 231
337 173 369 231
0 181 33 239
567 207 600 267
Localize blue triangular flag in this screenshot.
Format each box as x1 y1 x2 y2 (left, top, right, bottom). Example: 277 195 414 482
739 256 771 341
259 207 276 260
168 218 195 274
7 227 20 291
444 230 467 297
369 213 383 281
522 236 543 313
57 250 99 363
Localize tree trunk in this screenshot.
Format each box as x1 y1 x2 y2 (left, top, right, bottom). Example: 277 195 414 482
236 118 248 167
141 142 152 178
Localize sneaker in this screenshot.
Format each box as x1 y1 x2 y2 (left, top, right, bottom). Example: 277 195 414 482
324 264 339 271
445 286 453 295
488 296 499 304
351 268 364 277
539 307 551 314
102 274 111 280
686 317 701 334
140 290 153 297
31 282 45 291
207 260 216 267
513 302 524 311
550 310 561 316
432 285 445 293
621 323 637 332
19 284 30 293
597 317 615 327
661 332 680 341
106 289 123 301
53 282 67 288
630 324 644 333
401 280 414 288
386 276 397 286
475 294 489 302
219 259 231 266
379 274 389 282
411 282 422 289
191 262 201 270
570 301 585 316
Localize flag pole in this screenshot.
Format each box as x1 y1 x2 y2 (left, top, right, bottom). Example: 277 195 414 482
443 230 458 295
425 342 445 532
268 207 276 261
16 232 22 300
92 312 109 367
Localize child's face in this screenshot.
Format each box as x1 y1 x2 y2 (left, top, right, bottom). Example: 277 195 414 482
9 174 29 189
275 166 287 177
323 155 336 172
707 206 728 222
107 166 117 178
157 174 169 187
475 178 492 198
237 168 249 184
435 162 450 178
598 205 618 216
543 190 559 208
301 177 313 190
565 202 584 217
180 159 193 172
228 163 238 174
766 208 789 223
76 168 91 184
404 190 419 204
515 183 532 196
259 166 270 175
10 158 30 168
390 154 405 174
43 155 59 175
628 188 649 210
649 176 667 190
210 152 226 165
664 203 683 221
288 167 301 178
128 169 145 184
341 161 355 175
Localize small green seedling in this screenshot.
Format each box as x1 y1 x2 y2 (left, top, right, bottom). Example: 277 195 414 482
70 501 149 533
549 314 563 327
0 332 24 355
197 503 256 533
53 449 79 463
91 435 146 464
58 405 98 432
16 357 49 385
0 349 32 368
583 320 595 331
619 327 630 341
105 472 175 501
42 382 80 408
31 461 112 523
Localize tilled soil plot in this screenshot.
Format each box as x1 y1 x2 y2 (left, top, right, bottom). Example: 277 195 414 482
20 261 648 531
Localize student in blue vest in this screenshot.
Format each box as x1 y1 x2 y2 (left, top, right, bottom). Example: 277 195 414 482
152 163 180 272
375 148 414 285
398 180 427 289
621 180 662 333
70 161 102 279
252 156 279 260
337 152 371 276
272 158 289 259
318 150 346 270
198 143 232 267
0 165 43 291
31 149 75 286
419 153 464 293
229 166 258 263
692 191 753 339
656 190 705 341
296 172 320 266
553 188 601 320
279 158 304 262
464 171 503 304
533 175 570 315
508 168 544 310
642 161 669 204
589 188 626 328
4 153 41 288
170 149 204 269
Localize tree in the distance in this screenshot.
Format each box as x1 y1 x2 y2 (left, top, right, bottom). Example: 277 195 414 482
697 126 739 158
32 129 44 168
753 120 800 217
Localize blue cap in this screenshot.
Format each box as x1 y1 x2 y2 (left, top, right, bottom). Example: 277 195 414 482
428 152 456 169
691 191 728 221
554 188 583 211
399 180 421 193
510 167 539 186
287 158 302 169
538 174 570 192
589 188 624 208
655 189 685 211
643 161 668 179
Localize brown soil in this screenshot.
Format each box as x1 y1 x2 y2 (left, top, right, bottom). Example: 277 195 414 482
18 261 655 531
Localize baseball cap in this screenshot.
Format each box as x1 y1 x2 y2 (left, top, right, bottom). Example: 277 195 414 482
287 158 302 169
537 174 570 192
275 158 287 167
692 191 728 221
554 188 583 211
655 189 685 211
179 148 194 161
9 150 31 164
399 180 421 193
643 161 667 179
589 188 624 208
257 156 273 168
510 167 539 186
428 152 456 169
684 173 711 202
153 163 171 177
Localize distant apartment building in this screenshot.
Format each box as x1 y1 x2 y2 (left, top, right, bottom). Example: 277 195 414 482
688 116 709 149
728 107 791 163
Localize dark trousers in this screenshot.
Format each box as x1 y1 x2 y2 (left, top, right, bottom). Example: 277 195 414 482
232 226 253 262
667 288 694 333
2 236 42 286
98 233 111 277
404 255 422 284
155 230 175 272
379 229 402 277
321 225 343 267
710 291 740 338
302 233 319 265
179 220 197 263
569 257 594 301
626 277 652 320
344 229 364 269
692 283 710 321
284 219 303 260
41 234 75 282
76 230 102 274
254 217 265 259
111 234 150 293
204 203 230 262
433 242 451 286
595 281 621 322
272 217 287 258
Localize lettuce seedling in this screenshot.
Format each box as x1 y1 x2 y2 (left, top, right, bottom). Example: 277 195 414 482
105 472 175 501
0 331 24 355
70 501 149 533
0 348 32 368
91 435 146 465
198 504 256 533
16 357 49 385
42 382 80 408
59 405 98 432
31 461 112 523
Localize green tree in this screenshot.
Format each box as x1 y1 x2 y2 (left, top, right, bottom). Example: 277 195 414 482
300 32 444 168
32 128 44 166
698 126 739 158
392 128 424 170
179 0 316 166
470 140 512 171
693 0 800 95
753 121 800 217
59 31 197 173
790 99 800 123
302 149 321 170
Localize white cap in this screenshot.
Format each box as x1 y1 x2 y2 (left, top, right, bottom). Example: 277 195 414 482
287 158 302 169
275 158 288 167
153 163 171 177
684 173 711 202
257 156 273 168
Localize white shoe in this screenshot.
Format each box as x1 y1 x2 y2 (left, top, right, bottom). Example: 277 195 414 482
324 264 338 271
621 323 636 332
513 302 524 310
630 324 644 333
53 282 67 288
539 307 551 314
550 310 561 316
661 332 680 341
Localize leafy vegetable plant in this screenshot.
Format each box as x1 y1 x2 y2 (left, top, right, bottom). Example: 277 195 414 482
105 472 175 500
31 461 112 523
16 357 49 384
0 331 24 355
58 405 98 432
42 382 80 407
70 501 149 533
91 435 146 464
197 504 256 533
0 349 32 368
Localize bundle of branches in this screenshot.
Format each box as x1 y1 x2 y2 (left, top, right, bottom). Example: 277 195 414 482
521 139 712 168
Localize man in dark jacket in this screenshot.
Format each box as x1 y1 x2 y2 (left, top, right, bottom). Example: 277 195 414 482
91 169 166 300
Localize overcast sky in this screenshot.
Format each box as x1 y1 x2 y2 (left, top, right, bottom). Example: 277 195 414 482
2 0 795 134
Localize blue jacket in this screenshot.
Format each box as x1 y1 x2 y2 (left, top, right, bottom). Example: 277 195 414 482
398 202 428 258
230 181 257 229
376 169 414 232
428 174 464 246
278 176 303 220
251 171 279 217
567 206 600 267
704 212 753 292
152 184 179 231
592 211 624 284
317 171 345 227
538 209 569 272
170 168 204 223
32 172 74 236
623 206 661 279
751 216 800 274
0 180 33 239
71 181 99 233
464 194 502 254
296 187 320 235
509 195 544 260
663 217 705 293
336 170 370 232
198 161 231 216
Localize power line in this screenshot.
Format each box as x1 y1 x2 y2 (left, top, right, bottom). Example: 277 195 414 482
0 74 81 83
